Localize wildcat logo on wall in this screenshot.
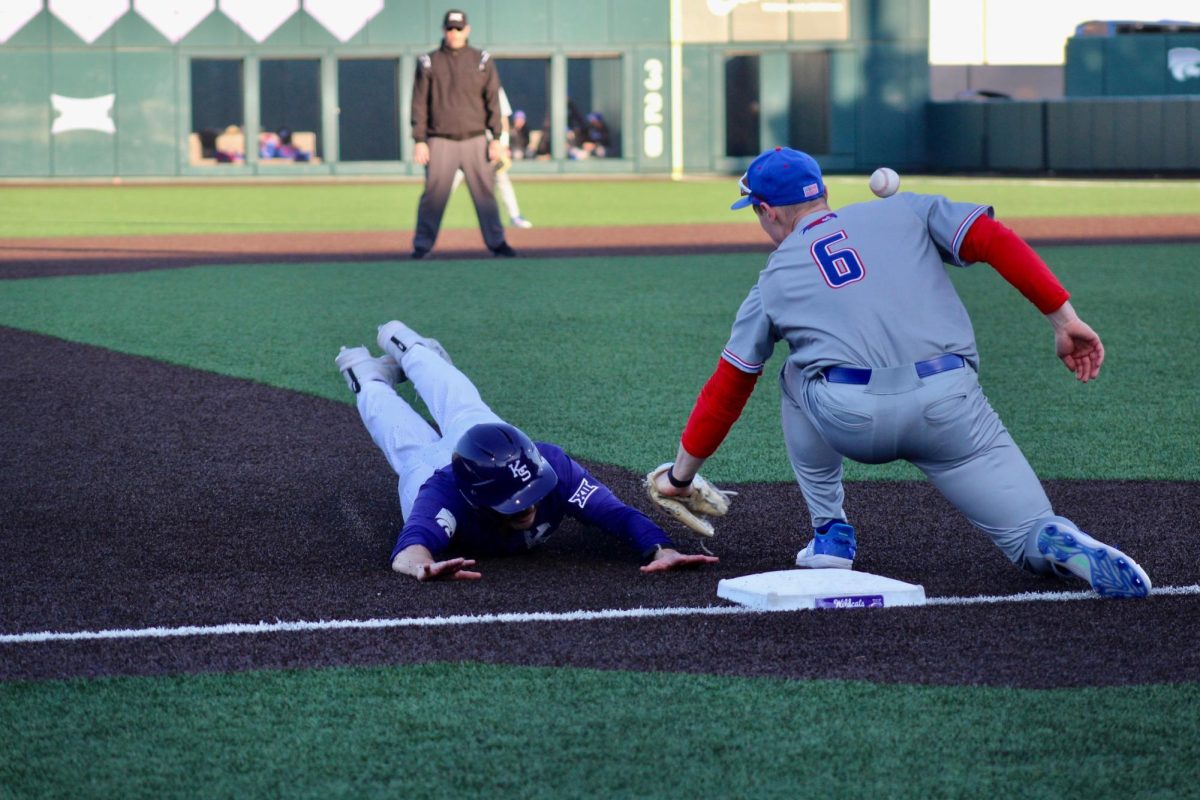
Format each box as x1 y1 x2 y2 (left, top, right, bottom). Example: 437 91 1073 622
1168 47 1200 82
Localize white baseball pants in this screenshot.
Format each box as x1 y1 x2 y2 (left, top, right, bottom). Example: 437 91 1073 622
355 346 503 519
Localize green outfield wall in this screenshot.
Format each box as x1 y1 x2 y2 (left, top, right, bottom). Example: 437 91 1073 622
927 95 1200 173
1066 31 1200 97
5 1 1194 180
0 0 930 179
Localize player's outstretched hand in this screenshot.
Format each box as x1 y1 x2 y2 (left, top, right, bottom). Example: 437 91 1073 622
393 545 481 582
640 547 720 574
1054 317 1104 382
417 558 482 581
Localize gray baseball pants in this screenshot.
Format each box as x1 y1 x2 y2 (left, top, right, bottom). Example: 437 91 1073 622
779 360 1061 571
413 135 506 253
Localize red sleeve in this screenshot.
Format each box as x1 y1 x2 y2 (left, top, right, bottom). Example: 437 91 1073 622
679 359 759 459
960 215 1069 314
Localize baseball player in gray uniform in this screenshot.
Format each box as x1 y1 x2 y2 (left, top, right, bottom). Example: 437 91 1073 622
651 146 1151 599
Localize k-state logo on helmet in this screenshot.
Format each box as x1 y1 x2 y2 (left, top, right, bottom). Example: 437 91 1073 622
508 458 532 482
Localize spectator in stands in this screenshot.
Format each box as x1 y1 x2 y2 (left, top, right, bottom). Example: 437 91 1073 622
534 114 552 159
581 112 612 158
510 110 530 159
258 128 312 162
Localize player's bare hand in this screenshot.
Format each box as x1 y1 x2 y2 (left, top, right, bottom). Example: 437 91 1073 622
417 558 481 581
487 139 504 163
640 548 720 573
414 142 431 166
1054 318 1104 382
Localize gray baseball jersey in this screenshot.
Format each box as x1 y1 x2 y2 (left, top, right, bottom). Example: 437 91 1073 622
722 193 992 379
719 192 1061 571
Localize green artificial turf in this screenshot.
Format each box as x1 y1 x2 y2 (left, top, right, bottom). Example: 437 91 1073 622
1 175 1198 238
0 662 1195 800
0 245 1195 481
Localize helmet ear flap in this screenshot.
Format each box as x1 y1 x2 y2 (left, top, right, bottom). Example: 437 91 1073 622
448 453 479 507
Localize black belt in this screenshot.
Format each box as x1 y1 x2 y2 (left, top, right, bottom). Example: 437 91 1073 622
825 353 966 385
428 131 486 141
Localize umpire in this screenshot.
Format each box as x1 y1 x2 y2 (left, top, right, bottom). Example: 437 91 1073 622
410 9 516 259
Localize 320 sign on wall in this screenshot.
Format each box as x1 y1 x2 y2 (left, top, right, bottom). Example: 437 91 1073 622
643 58 665 159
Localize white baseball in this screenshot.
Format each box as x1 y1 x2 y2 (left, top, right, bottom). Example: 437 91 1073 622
869 167 899 198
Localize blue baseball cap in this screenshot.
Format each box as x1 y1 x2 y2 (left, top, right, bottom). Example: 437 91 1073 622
731 147 826 210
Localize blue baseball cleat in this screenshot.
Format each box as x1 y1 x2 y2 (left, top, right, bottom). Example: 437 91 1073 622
1037 523 1151 598
795 522 857 569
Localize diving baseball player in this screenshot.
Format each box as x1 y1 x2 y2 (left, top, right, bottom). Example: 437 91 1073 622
648 147 1151 599
336 320 718 581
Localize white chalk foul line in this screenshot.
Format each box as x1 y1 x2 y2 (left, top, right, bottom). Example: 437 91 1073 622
2 584 1197 645
0 606 753 644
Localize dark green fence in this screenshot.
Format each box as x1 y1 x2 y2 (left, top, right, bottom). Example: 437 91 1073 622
928 96 1200 173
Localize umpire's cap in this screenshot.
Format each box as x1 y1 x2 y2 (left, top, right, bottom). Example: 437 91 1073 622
731 147 825 210
451 422 558 514
443 9 468 29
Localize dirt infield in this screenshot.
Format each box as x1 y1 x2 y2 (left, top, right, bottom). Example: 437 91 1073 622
1 331 1196 688
3 215 1200 278
1 221 1197 688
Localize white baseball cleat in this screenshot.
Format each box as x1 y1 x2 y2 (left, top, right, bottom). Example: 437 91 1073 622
376 320 453 365
510 216 534 229
335 346 399 394
1037 523 1151 598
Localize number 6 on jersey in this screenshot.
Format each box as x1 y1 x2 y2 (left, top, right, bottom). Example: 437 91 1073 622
811 231 866 288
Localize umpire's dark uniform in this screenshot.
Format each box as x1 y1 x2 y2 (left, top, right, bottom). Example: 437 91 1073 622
411 15 509 257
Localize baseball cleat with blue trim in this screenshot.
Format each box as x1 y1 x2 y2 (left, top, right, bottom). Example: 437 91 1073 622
1037 523 1151 598
795 522 857 569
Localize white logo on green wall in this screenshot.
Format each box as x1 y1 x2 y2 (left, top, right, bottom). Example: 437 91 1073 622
50 94 115 135
1168 48 1200 82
